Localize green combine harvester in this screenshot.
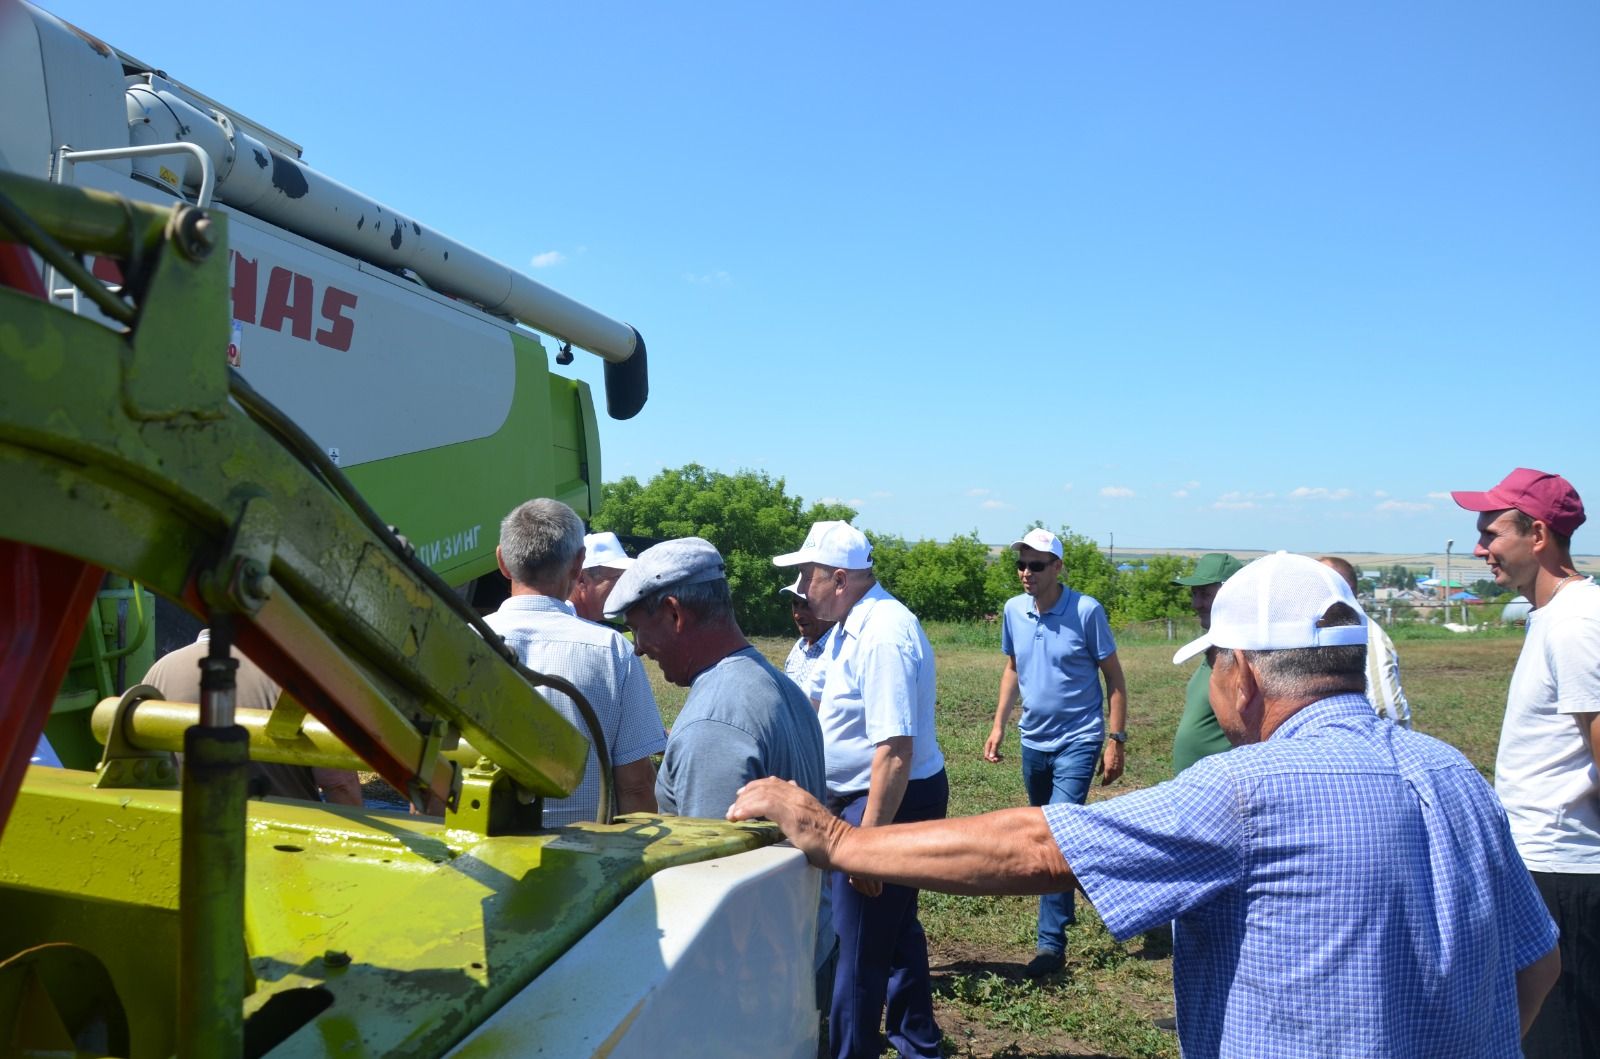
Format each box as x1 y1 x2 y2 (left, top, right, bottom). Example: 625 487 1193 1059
0 5 821 1055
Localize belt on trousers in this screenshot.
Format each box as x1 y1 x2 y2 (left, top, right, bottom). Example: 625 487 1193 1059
825 769 947 814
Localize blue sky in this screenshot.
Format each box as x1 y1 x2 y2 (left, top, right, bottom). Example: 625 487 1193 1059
45 1 1599 554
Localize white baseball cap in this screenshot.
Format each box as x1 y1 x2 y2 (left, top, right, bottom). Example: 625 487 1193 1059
1012 528 1063 558
772 520 873 570
1172 551 1368 664
583 531 634 571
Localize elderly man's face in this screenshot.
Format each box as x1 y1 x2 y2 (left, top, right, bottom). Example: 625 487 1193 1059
791 595 829 643
571 565 624 621
1208 647 1265 746
801 564 849 623
625 603 692 686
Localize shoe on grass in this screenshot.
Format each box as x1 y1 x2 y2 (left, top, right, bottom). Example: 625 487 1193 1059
1023 949 1065 978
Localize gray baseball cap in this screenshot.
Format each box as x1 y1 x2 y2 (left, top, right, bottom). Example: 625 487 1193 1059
604 537 727 618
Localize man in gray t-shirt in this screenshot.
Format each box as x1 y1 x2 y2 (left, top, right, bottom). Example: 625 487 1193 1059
657 646 824 818
605 537 826 817
608 537 833 998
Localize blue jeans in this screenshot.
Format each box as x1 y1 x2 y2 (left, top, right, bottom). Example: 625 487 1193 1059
1021 739 1101 953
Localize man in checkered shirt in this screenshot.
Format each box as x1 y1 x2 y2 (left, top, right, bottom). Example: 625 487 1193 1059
731 552 1561 1058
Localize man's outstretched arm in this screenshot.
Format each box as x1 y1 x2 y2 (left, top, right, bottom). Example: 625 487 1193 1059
728 777 1075 897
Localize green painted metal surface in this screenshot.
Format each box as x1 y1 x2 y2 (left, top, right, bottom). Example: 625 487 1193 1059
47 579 157 769
342 333 598 589
0 169 750 1059
0 176 590 808
0 768 778 1057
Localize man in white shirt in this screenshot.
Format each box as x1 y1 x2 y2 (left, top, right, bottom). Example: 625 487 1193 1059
780 574 835 700
774 521 947 1059
1454 467 1599 1057
568 530 634 623
485 500 665 826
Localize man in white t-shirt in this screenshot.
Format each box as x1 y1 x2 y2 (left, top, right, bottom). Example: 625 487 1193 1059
1454 467 1599 1057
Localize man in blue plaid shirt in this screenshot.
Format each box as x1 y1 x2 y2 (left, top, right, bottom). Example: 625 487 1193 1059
732 552 1561 1058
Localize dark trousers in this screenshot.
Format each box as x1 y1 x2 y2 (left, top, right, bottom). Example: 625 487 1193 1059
830 770 948 1059
1524 870 1600 1059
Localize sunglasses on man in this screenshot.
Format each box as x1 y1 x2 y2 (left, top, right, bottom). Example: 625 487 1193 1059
1015 559 1056 573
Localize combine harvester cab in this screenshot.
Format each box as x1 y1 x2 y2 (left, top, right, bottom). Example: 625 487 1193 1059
0 5 821 1057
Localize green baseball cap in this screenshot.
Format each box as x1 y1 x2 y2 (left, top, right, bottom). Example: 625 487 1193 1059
1173 553 1245 586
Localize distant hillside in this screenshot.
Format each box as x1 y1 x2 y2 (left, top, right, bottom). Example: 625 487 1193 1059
1083 548 1600 578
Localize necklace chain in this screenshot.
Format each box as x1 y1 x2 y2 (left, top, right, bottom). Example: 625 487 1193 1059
1549 573 1582 601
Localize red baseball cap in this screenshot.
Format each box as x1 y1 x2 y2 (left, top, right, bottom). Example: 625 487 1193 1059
1451 468 1586 537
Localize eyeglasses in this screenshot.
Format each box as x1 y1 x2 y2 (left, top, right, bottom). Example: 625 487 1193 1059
1015 560 1054 573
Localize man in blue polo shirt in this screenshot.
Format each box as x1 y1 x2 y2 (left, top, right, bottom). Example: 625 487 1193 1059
983 527 1128 977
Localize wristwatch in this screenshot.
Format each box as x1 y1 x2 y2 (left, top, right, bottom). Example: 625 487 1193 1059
1107 731 1127 743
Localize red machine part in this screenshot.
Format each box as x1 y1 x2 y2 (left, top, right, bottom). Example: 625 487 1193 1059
0 242 108 837
0 544 104 839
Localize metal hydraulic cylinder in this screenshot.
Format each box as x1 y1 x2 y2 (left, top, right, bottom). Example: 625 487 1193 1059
177 638 249 1058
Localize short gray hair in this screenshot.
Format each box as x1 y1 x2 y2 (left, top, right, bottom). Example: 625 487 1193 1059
1217 601 1367 700
635 578 735 625
500 499 584 586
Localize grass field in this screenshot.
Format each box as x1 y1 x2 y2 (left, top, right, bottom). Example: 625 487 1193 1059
644 622 1526 1058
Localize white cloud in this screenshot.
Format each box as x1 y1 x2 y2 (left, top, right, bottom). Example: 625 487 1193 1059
1426 491 1451 500
1185 480 1200 489
870 490 893 499
1209 492 1273 508
966 488 991 497
1213 499 1258 510
1100 486 1134 498
1172 489 1189 499
981 499 1010 510
684 270 732 285
1289 486 1353 501
1061 483 1074 492
1374 490 1389 498
1377 500 1433 513
530 250 565 268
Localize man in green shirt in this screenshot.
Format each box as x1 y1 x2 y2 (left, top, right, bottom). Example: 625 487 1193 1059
1170 553 1244 774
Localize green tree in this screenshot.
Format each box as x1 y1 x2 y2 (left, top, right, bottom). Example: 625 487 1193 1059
1385 564 1418 591
1057 525 1118 608
592 464 853 635
1118 555 1193 622
872 532 991 622
983 547 1022 615
1469 578 1509 602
